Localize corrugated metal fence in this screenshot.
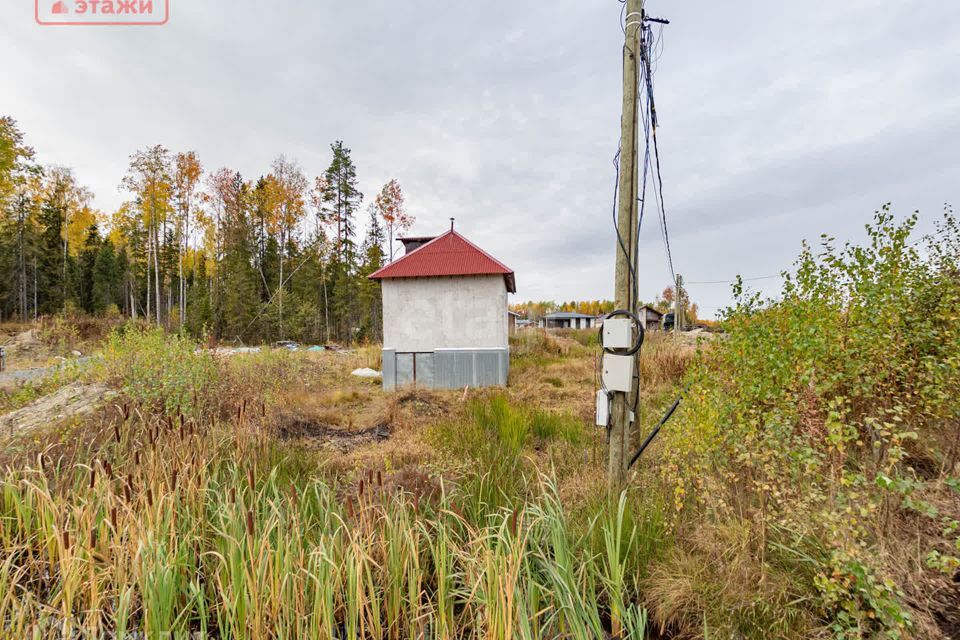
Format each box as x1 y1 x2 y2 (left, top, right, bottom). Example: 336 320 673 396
382 348 508 391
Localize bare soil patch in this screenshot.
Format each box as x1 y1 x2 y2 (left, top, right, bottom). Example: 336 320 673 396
0 382 116 437
396 389 450 419
277 414 392 452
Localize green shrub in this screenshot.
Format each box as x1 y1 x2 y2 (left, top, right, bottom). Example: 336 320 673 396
98 326 219 416
654 207 960 637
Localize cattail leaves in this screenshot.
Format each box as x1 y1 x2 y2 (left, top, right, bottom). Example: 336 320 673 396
0 393 650 638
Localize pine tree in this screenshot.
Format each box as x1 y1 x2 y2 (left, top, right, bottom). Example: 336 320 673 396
320 141 363 265
319 142 363 342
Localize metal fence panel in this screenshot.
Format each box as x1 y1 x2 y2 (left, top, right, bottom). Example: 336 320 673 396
383 348 509 391
381 349 396 391
396 353 415 388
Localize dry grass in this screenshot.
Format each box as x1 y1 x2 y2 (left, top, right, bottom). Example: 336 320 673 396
0 324 700 638
0 341 673 637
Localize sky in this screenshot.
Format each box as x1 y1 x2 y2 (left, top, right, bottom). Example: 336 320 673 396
2 0 959 317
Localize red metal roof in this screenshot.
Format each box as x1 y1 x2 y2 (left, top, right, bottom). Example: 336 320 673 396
369 230 516 293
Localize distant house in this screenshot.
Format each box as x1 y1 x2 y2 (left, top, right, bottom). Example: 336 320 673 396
638 305 664 332
538 311 598 330
369 226 516 391
508 310 522 335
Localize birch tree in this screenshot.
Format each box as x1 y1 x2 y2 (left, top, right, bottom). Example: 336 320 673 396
122 145 172 326
266 156 307 339
374 179 413 262
173 151 203 328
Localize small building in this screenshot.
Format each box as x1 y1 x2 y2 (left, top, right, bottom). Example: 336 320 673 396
538 311 598 330
369 226 515 391
638 305 664 332
508 310 522 335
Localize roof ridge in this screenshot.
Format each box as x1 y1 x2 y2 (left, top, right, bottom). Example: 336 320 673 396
368 229 453 280
448 230 514 274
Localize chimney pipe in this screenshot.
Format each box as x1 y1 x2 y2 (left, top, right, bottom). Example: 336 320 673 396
450 217 455 231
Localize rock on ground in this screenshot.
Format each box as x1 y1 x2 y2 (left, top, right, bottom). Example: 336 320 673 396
0 382 116 437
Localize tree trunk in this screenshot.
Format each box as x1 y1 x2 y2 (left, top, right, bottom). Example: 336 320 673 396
62 226 68 315
146 232 152 322
322 258 330 344
18 202 26 319
179 217 185 329
153 219 161 326
278 227 285 341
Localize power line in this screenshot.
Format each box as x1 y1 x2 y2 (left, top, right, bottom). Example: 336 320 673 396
638 18 676 287
685 274 783 285
236 248 318 341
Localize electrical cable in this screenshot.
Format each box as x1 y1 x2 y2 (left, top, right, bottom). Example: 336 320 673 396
237 250 316 341
627 385 687 469
632 17 677 289
685 274 783 285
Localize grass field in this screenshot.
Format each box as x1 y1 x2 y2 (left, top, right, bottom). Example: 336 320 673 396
0 325 692 639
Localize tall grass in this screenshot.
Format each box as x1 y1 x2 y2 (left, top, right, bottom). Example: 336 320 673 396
428 394 588 520
0 396 646 638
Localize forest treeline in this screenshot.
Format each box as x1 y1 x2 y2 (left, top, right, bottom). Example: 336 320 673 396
0 116 416 344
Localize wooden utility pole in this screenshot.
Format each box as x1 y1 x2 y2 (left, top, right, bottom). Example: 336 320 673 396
674 274 683 335
609 0 643 489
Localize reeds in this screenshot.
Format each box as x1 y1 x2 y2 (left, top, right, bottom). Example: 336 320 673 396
0 403 648 638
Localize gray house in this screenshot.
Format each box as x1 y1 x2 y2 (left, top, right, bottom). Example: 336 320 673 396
638 305 664 332
369 227 516 391
538 311 598 330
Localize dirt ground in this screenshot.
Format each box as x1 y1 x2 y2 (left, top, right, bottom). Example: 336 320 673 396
0 382 116 437
256 330 695 503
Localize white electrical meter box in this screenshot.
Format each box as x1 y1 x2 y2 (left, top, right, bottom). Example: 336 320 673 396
602 353 634 392
595 389 611 426
602 317 633 350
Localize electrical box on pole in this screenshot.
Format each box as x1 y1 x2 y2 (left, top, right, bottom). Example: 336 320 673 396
603 318 633 350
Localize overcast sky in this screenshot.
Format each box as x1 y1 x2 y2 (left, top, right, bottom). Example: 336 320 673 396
2 0 958 317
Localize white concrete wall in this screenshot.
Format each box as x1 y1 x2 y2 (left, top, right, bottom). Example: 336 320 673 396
381 275 508 352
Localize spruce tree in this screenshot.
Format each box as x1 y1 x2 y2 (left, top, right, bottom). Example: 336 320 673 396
357 205 386 341
92 238 120 314
77 224 101 313
185 253 212 338
37 178 70 314
218 173 258 342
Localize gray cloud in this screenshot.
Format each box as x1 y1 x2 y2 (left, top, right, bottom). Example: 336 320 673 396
1 0 957 316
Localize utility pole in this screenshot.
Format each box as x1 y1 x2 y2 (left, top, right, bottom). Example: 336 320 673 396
609 0 643 490
674 274 683 335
